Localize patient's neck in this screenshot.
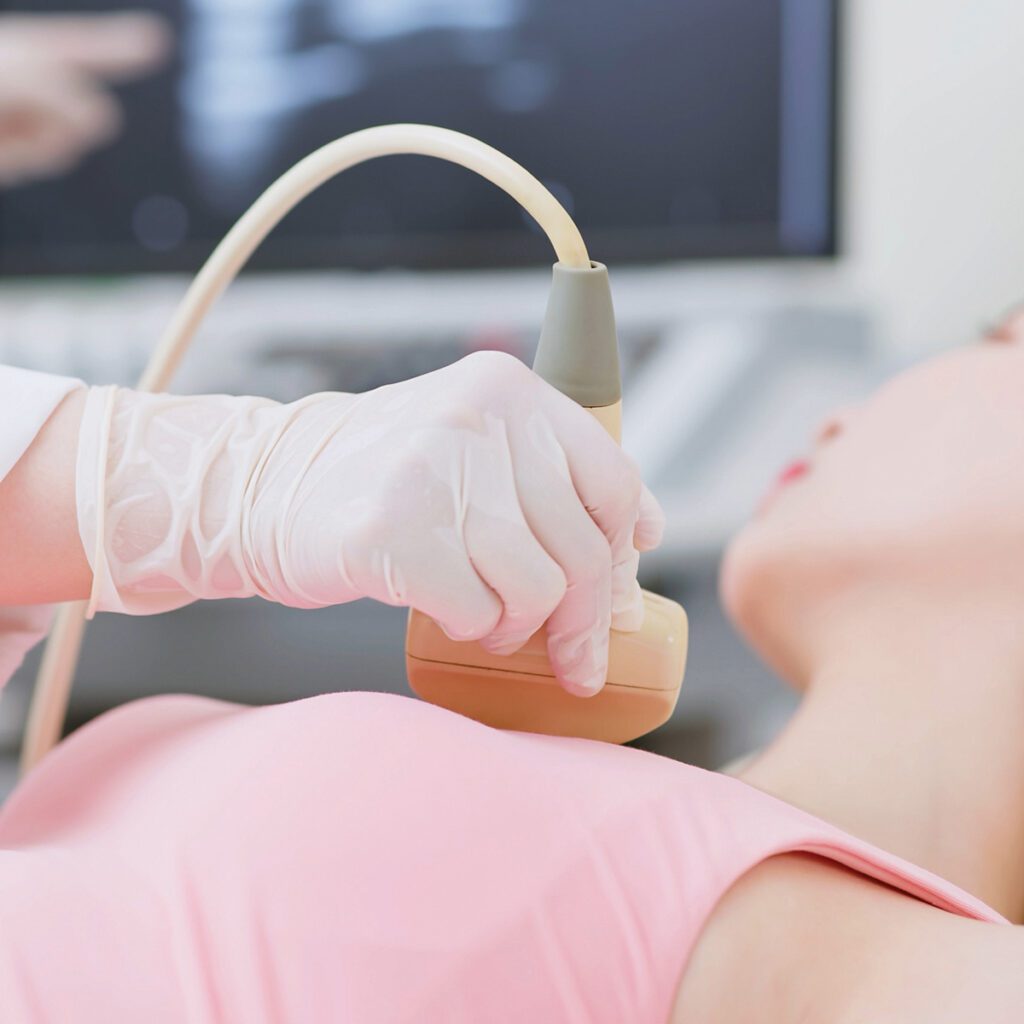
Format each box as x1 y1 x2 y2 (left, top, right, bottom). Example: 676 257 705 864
738 587 1024 921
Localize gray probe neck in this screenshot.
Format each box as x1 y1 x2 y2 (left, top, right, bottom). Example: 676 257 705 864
533 261 622 409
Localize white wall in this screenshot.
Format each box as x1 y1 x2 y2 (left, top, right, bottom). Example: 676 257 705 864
841 0 1024 354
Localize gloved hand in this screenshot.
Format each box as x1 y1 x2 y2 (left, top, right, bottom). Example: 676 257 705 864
77 352 664 695
0 13 169 187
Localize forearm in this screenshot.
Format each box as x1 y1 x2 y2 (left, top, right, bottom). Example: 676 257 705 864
0 388 92 604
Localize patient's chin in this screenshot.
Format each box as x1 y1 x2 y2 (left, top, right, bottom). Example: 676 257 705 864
719 530 818 691
719 525 784 627
719 534 781 658
718 536 752 631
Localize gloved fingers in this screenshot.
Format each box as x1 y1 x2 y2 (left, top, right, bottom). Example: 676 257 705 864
546 406 647 625
542 513 613 696
615 488 664 630
443 435 567 655
611 548 644 633
634 483 666 552
411 555 505 644
346 530 505 642
466 509 567 657
509 424 614 696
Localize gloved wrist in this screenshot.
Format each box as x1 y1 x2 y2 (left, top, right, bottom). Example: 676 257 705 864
237 392 364 610
76 385 284 617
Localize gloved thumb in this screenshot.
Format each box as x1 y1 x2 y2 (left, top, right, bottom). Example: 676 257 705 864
633 484 665 552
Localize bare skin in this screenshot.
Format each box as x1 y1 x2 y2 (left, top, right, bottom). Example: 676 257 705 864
742 613 1024 919
672 616 1024 1021
674 856 1024 1023
675 315 1024 1020
0 389 91 603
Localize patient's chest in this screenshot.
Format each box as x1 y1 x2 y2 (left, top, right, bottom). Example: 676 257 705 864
0 691 1000 1023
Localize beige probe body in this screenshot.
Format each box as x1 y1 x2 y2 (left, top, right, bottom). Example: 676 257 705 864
21 124 687 774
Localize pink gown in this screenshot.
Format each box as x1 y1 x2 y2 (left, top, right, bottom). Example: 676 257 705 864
0 366 1008 1023
0 691 1008 1022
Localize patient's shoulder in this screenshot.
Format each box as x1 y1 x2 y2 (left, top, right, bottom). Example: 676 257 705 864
672 852 1024 1024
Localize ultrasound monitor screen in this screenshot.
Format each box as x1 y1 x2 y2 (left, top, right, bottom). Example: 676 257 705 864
0 0 837 274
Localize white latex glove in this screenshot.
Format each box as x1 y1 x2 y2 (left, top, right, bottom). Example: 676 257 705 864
77 352 664 695
0 13 169 187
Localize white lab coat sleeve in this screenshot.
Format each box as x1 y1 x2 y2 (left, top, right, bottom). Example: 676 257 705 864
0 364 85 690
0 364 84 479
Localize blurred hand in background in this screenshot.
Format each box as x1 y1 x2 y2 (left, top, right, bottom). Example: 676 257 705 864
0 12 170 188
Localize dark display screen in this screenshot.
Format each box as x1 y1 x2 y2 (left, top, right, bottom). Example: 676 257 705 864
0 0 837 274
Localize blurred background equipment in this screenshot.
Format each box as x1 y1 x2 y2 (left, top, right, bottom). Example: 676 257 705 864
5 0 1024 789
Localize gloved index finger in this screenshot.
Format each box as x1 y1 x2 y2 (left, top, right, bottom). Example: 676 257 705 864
507 414 615 695
634 483 665 552
550 401 652 621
